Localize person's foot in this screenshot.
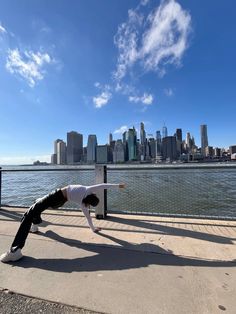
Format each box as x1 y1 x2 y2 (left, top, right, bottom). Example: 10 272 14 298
0 249 23 263
30 224 39 233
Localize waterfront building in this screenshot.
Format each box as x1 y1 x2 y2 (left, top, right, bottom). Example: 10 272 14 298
176 128 182 157
205 146 214 157
109 133 113 145
57 140 66 164
51 139 62 164
140 122 146 160
155 131 162 157
51 154 57 164
176 129 182 142
214 147 221 157
201 124 208 156
162 136 177 161
127 127 137 161
229 145 236 155
149 138 156 159
66 131 83 164
156 130 162 143
113 140 125 163
145 140 151 161
186 132 192 151
162 125 168 139
96 145 110 163
140 122 146 145
122 131 129 161
87 135 97 163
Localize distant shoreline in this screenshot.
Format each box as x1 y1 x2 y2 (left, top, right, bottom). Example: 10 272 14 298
1 162 236 171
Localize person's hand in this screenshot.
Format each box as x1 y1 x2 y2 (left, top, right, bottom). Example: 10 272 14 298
93 227 102 233
119 183 126 189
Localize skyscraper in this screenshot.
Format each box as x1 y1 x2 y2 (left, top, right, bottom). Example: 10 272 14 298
96 145 110 163
162 136 177 161
66 131 83 164
109 133 113 145
156 130 161 143
186 132 192 151
87 135 97 163
162 125 168 138
127 127 137 161
176 129 182 142
140 122 146 145
140 122 146 160
201 125 208 156
57 140 66 164
51 139 62 164
155 131 162 156
175 128 182 157
113 140 125 163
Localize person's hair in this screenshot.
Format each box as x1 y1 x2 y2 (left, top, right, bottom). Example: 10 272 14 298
82 193 99 207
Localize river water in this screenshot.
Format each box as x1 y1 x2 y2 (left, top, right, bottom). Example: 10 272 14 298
1 165 236 218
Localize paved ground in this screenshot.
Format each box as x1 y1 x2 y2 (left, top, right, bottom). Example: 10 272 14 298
0 206 236 314
0 288 100 314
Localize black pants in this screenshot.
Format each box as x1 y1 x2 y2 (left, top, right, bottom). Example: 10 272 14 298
11 189 67 252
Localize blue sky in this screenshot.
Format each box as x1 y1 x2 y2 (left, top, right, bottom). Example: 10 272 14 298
0 0 236 165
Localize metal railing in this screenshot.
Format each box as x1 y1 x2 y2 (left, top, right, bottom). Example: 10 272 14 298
1 164 236 220
0 166 95 209
107 165 236 219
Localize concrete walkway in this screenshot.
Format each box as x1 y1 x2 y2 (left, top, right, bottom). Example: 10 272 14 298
0 206 236 314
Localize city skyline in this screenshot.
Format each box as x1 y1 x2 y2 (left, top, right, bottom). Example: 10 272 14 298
51 122 236 165
0 0 236 165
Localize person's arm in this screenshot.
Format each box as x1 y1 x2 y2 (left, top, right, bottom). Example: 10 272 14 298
86 183 125 194
81 206 101 233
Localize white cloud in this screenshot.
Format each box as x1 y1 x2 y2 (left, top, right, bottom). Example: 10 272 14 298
114 125 128 134
113 8 142 81
141 0 149 6
93 91 112 108
6 48 52 87
0 23 7 34
94 82 101 88
93 83 112 108
164 87 174 96
129 92 154 105
114 0 191 81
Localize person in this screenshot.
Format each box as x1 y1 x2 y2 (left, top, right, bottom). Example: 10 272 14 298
0 182 125 263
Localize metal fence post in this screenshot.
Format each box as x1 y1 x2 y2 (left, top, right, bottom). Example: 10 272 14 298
95 165 107 219
0 167 2 207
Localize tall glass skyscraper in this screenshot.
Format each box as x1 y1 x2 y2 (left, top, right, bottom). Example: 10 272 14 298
156 130 161 143
162 125 168 138
175 129 182 156
127 127 137 161
176 129 182 142
87 135 97 163
201 125 208 156
57 140 66 164
140 122 146 145
67 131 83 164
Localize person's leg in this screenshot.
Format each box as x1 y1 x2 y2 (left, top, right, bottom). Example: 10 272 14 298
11 189 67 251
1 189 67 262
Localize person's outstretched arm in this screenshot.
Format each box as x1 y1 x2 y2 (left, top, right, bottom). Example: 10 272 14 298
86 183 125 194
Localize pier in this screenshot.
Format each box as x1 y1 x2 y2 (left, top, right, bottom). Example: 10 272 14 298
0 206 236 314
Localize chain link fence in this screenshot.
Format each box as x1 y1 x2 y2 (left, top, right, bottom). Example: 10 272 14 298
107 166 236 219
1 165 236 219
0 168 95 209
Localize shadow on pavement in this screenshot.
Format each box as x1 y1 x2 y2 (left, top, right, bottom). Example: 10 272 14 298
106 216 236 244
13 230 236 273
